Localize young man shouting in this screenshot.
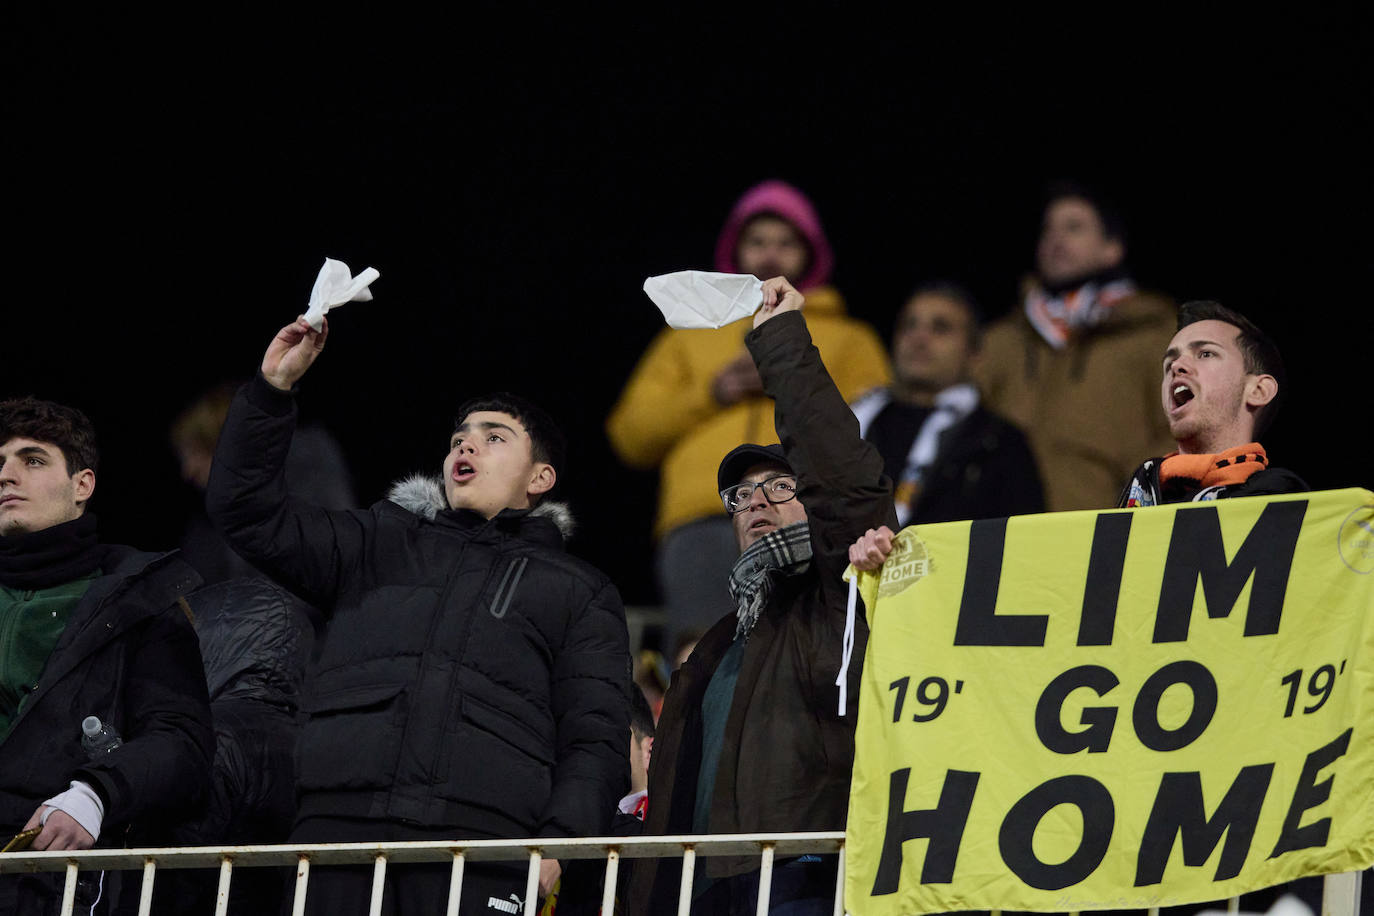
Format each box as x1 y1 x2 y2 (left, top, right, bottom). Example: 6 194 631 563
1118 300 1305 505
206 317 630 916
849 301 1305 561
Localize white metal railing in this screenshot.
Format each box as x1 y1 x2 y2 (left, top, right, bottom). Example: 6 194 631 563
0 832 1362 916
0 832 844 916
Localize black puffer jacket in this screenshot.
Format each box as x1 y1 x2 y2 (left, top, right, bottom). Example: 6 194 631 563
173 577 312 845
0 547 212 839
158 578 312 916
206 376 630 840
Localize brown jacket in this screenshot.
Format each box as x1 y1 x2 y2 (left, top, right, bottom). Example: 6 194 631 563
974 289 1176 511
628 310 896 911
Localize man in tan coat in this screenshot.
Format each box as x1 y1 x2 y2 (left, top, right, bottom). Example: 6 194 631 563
974 182 1175 511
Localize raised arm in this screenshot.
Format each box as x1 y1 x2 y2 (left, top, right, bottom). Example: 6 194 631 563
746 278 897 591
206 317 367 609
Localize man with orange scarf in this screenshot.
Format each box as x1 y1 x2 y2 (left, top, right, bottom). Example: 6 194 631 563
849 300 1305 571
1116 300 1305 506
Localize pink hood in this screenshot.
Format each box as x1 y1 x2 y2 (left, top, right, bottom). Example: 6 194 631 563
713 180 834 291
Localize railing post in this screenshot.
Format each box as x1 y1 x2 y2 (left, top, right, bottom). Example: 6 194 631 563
677 845 696 916
5 835 1358 916
524 848 542 916
292 854 311 916
832 843 845 916
137 857 157 916
756 844 775 916
1324 870 1362 916
215 855 234 916
59 861 79 916
599 847 620 915
370 852 388 916
446 850 466 916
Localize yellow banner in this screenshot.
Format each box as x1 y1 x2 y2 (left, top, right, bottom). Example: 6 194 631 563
845 489 1374 915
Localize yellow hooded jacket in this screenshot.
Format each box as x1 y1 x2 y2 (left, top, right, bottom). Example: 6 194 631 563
607 284 890 538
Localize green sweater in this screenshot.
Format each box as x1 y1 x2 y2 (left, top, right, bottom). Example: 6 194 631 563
0 573 98 744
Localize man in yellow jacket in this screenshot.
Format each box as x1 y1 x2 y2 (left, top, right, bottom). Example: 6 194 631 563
607 180 889 643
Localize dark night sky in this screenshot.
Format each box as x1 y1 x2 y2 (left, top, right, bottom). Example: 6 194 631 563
6 16 1369 603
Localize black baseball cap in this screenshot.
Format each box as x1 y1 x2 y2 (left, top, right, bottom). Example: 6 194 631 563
716 443 794 494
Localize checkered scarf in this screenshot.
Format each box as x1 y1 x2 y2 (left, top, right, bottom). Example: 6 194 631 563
728 521 812 640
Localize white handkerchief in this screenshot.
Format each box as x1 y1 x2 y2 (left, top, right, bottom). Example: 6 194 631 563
643 271 763 329
303 258 381 331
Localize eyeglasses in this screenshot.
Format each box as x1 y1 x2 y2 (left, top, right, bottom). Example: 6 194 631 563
720 474 799 515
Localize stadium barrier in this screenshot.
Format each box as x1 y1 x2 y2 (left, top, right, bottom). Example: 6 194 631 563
0 831 1361 916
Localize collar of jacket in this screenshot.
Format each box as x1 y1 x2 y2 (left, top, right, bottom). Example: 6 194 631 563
1017 271 1168 336
386 474 575 546
10 548 200 730
58 548 199 640
1037 264 1132 297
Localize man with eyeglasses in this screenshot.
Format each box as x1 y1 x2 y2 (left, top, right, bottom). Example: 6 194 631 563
630 277 897 915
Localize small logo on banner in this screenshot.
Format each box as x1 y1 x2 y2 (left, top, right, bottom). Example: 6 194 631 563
486 894 521 914
1338 504 1374 573
878 530 933 598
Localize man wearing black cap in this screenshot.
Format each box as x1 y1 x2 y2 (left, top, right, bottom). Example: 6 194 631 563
630 278 896 915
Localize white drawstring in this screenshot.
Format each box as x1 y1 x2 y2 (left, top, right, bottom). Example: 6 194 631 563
836 577 858 716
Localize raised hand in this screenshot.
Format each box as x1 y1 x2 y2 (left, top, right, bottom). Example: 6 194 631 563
753 276 806 328
849 525 896 571
262 317 329 391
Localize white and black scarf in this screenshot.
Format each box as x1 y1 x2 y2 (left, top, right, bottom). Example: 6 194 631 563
1024 275 1137 348
727 521 812 640
851 383 981 526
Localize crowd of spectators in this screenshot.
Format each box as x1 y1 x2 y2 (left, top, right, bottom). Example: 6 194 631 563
0 178 1352 916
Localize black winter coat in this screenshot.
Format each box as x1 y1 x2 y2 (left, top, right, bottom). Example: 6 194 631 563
909 406 1045 523
631 310 897 911
173 577 311 846
158 578 312 916
854 392 1045 524
0 547 212 840
206 376 630 841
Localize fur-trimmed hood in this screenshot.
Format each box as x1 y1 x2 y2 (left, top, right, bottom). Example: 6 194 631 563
386 474 575 539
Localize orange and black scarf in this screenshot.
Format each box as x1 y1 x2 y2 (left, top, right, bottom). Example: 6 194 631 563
1121 444 1268 507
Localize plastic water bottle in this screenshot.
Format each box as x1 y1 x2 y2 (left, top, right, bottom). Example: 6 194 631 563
80 716 122 758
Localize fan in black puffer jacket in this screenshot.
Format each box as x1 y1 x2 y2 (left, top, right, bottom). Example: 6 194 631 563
205 343 630 913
